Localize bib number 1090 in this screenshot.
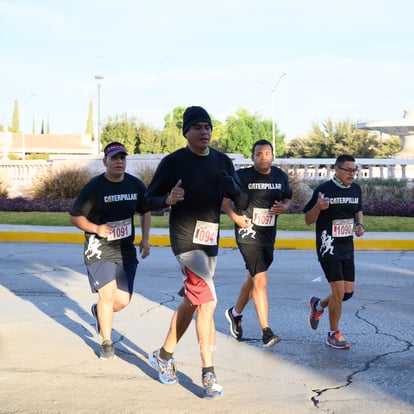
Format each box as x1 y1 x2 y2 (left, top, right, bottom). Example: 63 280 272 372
332 219 354 237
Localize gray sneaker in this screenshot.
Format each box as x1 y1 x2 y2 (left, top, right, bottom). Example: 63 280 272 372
100 340 115 360
148 349 178 385
202 372 224 399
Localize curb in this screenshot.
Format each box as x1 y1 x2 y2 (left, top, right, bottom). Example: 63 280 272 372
0 231 413 250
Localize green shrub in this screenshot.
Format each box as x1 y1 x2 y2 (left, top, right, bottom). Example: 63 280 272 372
356 178 413 202
31 166 94 199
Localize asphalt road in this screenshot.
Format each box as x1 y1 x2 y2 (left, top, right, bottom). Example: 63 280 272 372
1 243 413 414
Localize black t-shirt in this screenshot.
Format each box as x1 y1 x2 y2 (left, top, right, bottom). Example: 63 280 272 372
234 166 292 246
69 173 147 265
145 147 242 256
303 180 362 261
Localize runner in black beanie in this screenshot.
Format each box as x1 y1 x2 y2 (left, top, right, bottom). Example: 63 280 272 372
182 106 212 135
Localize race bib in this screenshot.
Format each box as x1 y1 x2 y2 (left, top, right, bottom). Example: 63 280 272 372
332 218 354 237
107 218 132 241
192 220 219 246
252 208 275 227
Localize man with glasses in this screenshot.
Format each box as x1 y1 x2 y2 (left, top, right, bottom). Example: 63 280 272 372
303 154 364 349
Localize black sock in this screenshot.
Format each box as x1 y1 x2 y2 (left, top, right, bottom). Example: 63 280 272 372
159 347 173 361
202 366 214 375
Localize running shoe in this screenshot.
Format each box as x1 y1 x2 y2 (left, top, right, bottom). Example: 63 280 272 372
225 307 243 339
308 296 324 330
100 340 115 359
262 327 281 348
202 372 224 399
326 331 350 349
91 303 100 336
148 349 178 385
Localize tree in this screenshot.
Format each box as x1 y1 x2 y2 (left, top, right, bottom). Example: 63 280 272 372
100 113 139 154
330 119 378 157
11 100 19 133
374 134 401 158
159 124 187 153
220 109 285 157
155 107 187 153
209 119 225 150
285 118 395 158
85 100 94 139
136 122 163 153
164 107 186 131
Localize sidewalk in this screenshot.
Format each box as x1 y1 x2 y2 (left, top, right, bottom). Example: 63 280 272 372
1 243 413 413
0 224 413 249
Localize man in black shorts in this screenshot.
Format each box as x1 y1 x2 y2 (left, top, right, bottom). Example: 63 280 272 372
222 139 292 347
303 154 364 349
144 106 248 399
70 142 151 359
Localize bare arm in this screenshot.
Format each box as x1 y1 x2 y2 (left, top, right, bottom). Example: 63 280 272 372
221 198 251 228
138 211 151 258
354 211 364 237
304 192 329 225
69 215 112 238
270 198 291 215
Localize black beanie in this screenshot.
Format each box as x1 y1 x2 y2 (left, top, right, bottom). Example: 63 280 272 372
182 106 212 135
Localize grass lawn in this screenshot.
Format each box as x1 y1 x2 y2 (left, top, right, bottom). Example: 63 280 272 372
0 211 413 232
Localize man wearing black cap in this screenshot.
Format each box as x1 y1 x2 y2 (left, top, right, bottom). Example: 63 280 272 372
70 141 151 360
145 106 248 399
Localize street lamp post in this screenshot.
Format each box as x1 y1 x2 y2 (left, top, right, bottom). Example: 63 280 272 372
270 72 287 157
21 93 36 160
94 75 104 154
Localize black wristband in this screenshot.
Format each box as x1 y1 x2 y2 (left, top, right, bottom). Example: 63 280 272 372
356 223 364 229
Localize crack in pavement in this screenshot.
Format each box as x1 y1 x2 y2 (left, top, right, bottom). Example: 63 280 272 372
310 301 413 408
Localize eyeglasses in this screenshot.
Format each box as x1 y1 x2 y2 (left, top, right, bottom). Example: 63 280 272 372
337 166 358 174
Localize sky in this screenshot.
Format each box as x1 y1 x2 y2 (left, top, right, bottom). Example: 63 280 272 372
1 0 413 140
